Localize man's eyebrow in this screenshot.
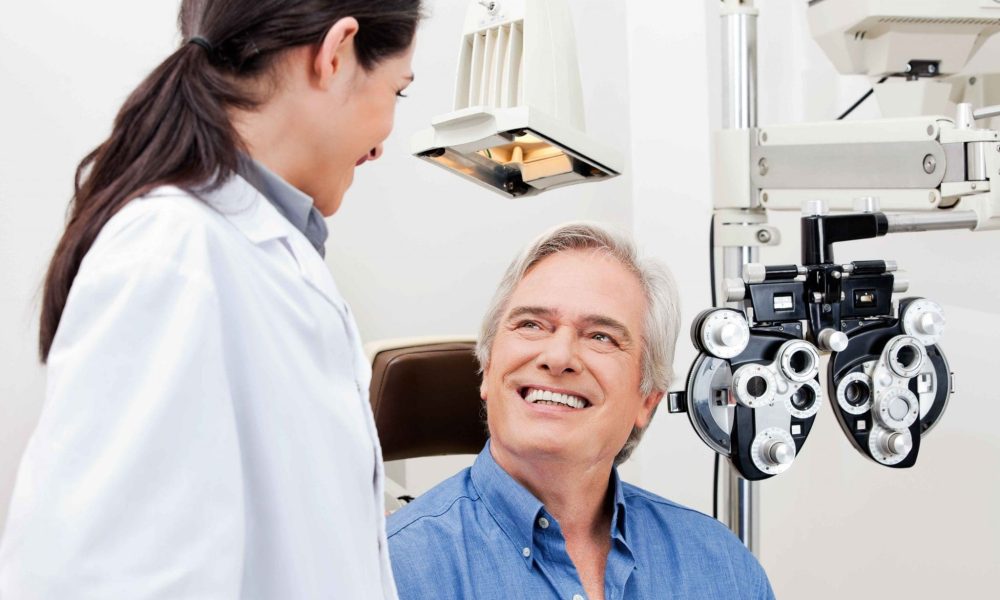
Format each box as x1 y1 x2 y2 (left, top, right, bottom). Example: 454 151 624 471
506 307 633 341
506 306 557 321
580 315 633 343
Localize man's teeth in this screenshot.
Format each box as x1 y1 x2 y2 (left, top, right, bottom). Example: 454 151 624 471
524 388 587 409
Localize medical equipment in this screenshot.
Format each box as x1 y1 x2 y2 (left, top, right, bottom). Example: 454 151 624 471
808 0 1000 118
665 0 1000 551
410 0 621 197
367 337 485 461
366 337 485 512
673 207 955 480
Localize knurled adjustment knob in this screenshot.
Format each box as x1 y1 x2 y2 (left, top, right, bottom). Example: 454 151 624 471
817 328 849 353
917 311 944 337
766 441 795 466
901 299 946 345
751 428 796 475
873 388 919 431
696 309 750 359
885 432 913 457
714 322 744 348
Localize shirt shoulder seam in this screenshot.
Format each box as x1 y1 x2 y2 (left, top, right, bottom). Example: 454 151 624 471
621 485 710 517
388 493 479 538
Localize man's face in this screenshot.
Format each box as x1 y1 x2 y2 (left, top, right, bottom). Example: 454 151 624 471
481 249 663 469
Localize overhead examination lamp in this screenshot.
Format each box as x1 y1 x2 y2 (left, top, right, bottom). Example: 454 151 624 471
411 0 622 198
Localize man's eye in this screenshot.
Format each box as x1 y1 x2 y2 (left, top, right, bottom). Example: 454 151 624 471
591 332 617 345
518 320 541 330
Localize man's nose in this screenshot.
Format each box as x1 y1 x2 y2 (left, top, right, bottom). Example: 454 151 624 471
368 144 384 161
537 328 583 375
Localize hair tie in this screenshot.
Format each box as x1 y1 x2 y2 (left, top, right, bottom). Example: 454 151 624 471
187 36 214 53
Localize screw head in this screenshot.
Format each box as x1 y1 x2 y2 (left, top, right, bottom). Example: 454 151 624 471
756 229 772 243
761 132 769 143
758 158 769 176
922 154 937 174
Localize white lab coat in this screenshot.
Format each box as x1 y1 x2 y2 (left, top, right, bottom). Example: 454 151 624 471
0 176 398 599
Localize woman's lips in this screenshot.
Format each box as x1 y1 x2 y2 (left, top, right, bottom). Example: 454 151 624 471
355 155 369 167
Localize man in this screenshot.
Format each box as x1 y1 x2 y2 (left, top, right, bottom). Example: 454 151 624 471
387 223 774 599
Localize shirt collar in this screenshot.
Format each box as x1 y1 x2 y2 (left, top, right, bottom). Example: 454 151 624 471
470 442 545 567
609 466 629 543
238 156 329 256
470 441 632 565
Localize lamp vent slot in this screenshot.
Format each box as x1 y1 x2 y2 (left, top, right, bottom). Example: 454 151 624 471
455 21 524 110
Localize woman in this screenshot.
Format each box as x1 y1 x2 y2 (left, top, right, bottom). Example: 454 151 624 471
0 0 421 597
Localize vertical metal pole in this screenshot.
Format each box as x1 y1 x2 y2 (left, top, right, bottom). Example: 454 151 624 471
718 0 760 555
721 4 757 137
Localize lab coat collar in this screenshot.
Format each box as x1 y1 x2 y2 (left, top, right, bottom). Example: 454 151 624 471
190 175 347 313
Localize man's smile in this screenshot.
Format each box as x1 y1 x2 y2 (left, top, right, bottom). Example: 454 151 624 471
518 386 592 409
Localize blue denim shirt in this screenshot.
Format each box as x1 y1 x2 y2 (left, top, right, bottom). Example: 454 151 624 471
387 443 774 600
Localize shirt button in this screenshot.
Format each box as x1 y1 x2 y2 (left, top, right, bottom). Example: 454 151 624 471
538 517 550 529
572 595 585 600
522 547 531 558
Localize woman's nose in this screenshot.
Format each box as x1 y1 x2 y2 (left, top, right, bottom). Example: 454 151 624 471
368 144 384 161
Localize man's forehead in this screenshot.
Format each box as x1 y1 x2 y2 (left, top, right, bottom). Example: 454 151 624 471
506 251 645 328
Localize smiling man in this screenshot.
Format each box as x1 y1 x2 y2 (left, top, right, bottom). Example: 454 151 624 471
387 223 774 600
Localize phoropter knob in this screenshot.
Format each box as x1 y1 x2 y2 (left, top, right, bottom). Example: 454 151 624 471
817 328 849 353
766 441 795 466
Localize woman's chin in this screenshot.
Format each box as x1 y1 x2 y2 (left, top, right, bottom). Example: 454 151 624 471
313 187 347 217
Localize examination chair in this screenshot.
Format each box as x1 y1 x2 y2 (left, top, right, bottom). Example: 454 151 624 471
367 337 489 508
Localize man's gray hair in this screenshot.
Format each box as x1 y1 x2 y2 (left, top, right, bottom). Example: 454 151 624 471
476 222 681 464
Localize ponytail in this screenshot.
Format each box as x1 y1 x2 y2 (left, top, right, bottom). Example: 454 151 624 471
38 0 423 362
38 42 251 361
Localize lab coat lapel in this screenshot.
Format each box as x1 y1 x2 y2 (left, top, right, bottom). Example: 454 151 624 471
198 175 347 313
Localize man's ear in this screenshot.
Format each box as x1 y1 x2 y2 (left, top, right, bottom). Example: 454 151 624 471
635 390 664 430
314 17 360 89
479 368 489 401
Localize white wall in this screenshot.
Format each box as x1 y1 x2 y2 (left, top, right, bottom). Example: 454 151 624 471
2 1 998 598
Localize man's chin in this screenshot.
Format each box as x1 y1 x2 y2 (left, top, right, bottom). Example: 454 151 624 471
496 430 582 463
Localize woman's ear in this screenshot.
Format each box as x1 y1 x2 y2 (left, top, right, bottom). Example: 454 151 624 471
314 16 360 89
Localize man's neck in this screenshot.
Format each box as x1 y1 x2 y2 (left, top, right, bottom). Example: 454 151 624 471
491 444 614 600
490 444 613 541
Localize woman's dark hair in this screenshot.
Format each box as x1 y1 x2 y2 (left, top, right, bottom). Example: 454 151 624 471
39 0 423 362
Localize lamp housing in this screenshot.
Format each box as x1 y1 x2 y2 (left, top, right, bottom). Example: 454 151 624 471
411 0 622 198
